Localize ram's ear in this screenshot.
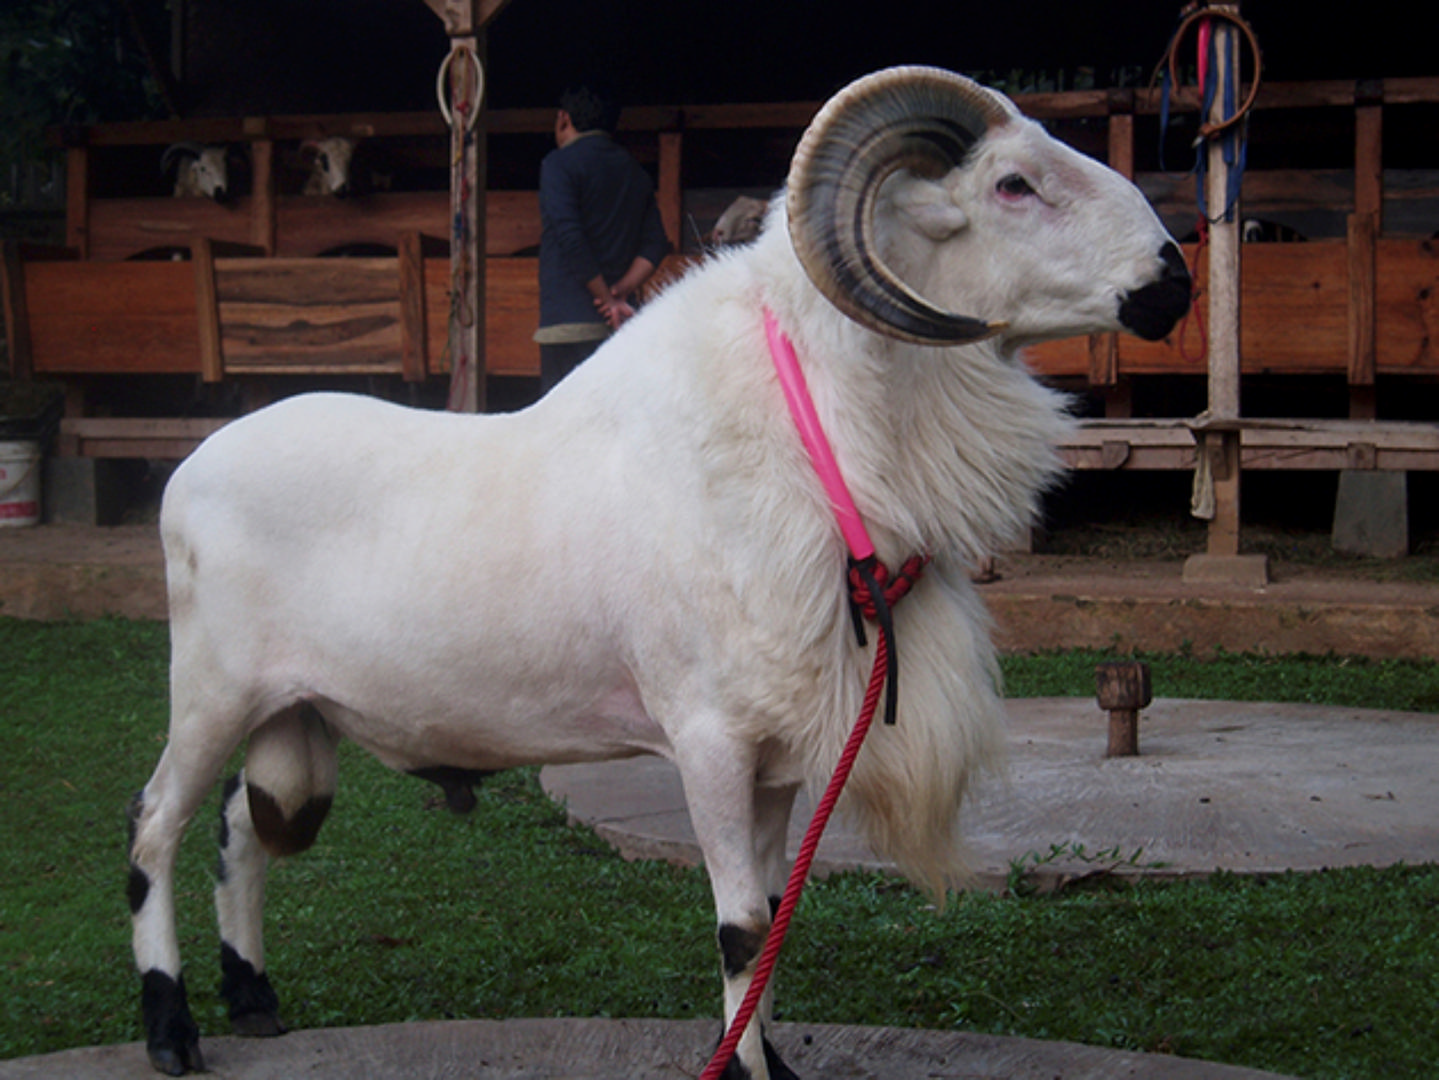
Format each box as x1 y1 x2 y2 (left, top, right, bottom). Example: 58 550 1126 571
890 179 969 242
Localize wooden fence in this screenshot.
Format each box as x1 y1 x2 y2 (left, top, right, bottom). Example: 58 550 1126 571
2 77 1436 468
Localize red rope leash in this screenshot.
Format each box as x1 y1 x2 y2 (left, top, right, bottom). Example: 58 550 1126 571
1177 218 1209 366
699 556 925 1080
704 308 927 1077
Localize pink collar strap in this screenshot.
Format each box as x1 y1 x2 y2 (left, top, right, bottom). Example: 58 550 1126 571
764 308 876 562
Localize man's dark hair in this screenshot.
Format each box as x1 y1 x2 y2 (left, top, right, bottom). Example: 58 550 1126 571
560 83 621 135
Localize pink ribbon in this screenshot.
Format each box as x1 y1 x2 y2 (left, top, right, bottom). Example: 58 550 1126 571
764 308 875 562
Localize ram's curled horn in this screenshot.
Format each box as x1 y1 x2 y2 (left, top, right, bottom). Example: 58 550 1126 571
787 66 1014 345
161 141 205 173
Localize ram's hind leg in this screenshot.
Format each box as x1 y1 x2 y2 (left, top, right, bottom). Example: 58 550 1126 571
130 722 250 1075
215 702 338 1037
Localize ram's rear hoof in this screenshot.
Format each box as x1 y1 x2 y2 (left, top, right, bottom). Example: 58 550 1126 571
221 942 286 1037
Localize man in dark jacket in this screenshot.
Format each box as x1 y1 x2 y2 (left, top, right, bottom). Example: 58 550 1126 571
535 83 672 392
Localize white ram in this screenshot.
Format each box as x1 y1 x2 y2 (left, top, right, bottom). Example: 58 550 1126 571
127 67 1190 1079
162 143 231 202
708 194 770 247
300 136 358 196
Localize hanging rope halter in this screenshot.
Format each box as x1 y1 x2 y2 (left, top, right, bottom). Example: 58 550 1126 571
698 312 929 1079
1150 2 1263 369
437 42 484 412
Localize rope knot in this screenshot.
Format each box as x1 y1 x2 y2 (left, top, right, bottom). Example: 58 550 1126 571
847 553 929 621
844 553 929 727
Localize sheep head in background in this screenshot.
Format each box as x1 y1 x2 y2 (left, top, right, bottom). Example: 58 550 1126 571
708 194 770 247
161 143 232 202
300 136 358 196
127 67 1188 1080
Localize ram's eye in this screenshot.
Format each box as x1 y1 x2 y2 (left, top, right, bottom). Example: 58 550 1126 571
997 174 1035 198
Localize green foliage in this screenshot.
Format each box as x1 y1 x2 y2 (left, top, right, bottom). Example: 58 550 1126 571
0 0 166 205
1005 841 1170 899
2 619 1438 1077
1001 646 1439 713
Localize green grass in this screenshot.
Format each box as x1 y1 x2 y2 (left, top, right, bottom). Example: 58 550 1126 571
3 618 1438 1078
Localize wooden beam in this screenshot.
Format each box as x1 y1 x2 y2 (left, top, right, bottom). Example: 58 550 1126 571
1348 97 1382 412
193 238 224 383
249 137 277 256
65 148 90 259
2 242 34 380
1353 92 1384 225
58 418 228 459
1089 105 1133 396
398 233 427 381
43 76 1439 151
658 132 683 252
422 0 511 36
1348 210 1378 391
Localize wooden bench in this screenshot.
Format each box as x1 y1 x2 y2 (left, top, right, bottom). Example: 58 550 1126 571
57 417 229 459
1061 417 1439 472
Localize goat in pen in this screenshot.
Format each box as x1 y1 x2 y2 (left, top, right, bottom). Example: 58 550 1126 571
126 66 1190 1079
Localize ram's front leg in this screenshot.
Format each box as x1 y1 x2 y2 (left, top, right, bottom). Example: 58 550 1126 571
675 732 800 1080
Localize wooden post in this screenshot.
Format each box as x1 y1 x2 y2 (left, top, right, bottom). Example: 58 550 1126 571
445 35 485 413
1 241 34 380
1096 661 1152 759
1348 84 1383 418
398 232 427 382
1184 5 1268 586
427 0 510 413
657 131 684 253
1206 14 1242 553
193 237 223 383
247 127 277 256
65 146 90 259
1092 95 1134 411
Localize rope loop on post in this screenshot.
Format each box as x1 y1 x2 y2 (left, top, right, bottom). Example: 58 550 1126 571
436 43 485 130
1162 3 1263 142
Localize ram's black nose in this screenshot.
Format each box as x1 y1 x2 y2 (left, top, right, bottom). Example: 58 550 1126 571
1118 242 1192 342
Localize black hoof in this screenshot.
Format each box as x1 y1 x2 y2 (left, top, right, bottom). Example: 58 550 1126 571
220 942 286 1037
147 1043 204 1077
759 1034 801 1080
141 970 204 1075
716 1029 800 1080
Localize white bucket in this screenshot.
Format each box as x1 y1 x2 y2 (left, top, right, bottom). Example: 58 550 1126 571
0 440 42 528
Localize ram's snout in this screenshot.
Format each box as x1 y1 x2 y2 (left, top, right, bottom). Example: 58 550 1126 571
1118 242 1191 341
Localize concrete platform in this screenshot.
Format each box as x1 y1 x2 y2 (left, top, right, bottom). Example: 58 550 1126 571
0 1018 1300 1079
2 524 1432 1080
544 697 1439 889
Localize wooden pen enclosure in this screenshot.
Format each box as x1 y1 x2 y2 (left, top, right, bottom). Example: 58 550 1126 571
3 79 1437 469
